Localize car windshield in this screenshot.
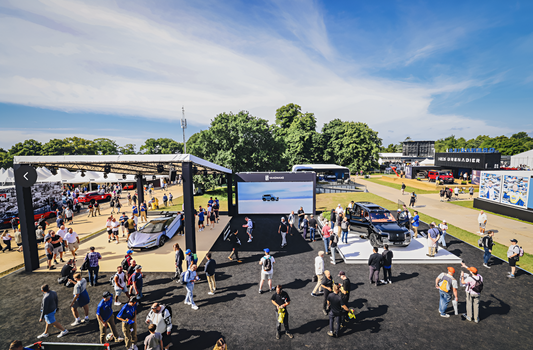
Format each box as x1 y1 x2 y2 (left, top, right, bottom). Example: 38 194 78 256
370 211 396 223
439 172 450 176
139 218 173 234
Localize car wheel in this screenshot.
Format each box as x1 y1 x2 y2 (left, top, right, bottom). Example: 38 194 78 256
263 198 266 201
159 235 167 247
271 198 275 201
276 198 279 201
370 234 379 247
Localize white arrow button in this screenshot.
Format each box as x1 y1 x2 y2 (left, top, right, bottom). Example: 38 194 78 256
23 172 29 180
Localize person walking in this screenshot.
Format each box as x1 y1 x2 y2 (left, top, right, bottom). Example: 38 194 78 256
140 202 147 223
259 248 275 294
94 201 101 216
327 284 350 337
70 273 90 326
64 228 79 258
126 216 136 241
460 263 483 323
84 246 102 286
96 291 123 344
64 207 73 225
427 223 439 257
321 270 334 315
106 217 114 243
117 297 138 350
169 193 173 205
478 211 487 234
197 206 205 232
113 266 129 305
401 182 406 195
87 202 95 218
120 212 128 237
44 236 55 270
271 284 293 339
50 230 64 264
204 252 217 295
380 244 393 284
2 230 13 252
184 264 200 310
411 211 419 238
338 271 351 326
368 247 382 286
278 217 288 248
309 214 317 242
435 267 458 318
228 230 242 263
322 221 332 254
127 193 132 206
340 216 349 244
311 251 325 296
482 230 495 268
130 265 144 299
173 243 184 281
145 302 172 341
112 218 120 244
302 214 309 240
185 249 197 269
162 194 168 207
37 284 68 339
297 207 305 229
329 231 339 265
438 220 448 248
469 186 474 199
507 239 521 278
209 208 216 230
288 211 295 235
243 217 253 242
409 191 417 207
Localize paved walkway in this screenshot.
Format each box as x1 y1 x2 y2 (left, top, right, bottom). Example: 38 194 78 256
356 177 533 252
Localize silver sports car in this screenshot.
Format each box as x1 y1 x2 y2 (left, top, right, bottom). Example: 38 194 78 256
127 214 181 250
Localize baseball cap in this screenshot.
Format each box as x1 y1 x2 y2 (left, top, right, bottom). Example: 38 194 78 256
264 248 270 253
126 250 133 254
102 291 112 298
397 209 401 212
135 265 142 270
510 239 518 243
443 220 447 223
468 267 478 274
67 259 74 264
185 249 191 254
447 267 455 274
338 271 345 276
281 217 285 221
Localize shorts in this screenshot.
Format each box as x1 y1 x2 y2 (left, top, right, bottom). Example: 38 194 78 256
72 299 81 308
44 310 56 324
198 220 204 225
107 229 113 235
68 242 79 250
509 258 517 267
261 272 273 280
247 228 252 235
53 246 63 255
479 223 486 229
112 230 119 236
37 238 44 243
115 287 127 296
128 228 135 234
47 253 53 261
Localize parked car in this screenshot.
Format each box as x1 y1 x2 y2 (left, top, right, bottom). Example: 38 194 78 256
122 183 135 190
77 191 112 204
427 170 454 184
0 207 56 228
345 202 412 247
262 194 279 201
127 213 181 250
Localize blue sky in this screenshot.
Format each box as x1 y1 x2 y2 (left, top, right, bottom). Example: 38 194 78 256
0 0 532 150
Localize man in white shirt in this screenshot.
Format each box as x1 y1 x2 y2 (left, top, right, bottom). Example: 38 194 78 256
64 228 79 257
312 251 325 296
335 204 343 216
113 266 129 305
259 248 275 294
438 220 448 248
145 303 172 337
112 218 120 244
477 211 487 234
57 225 69 257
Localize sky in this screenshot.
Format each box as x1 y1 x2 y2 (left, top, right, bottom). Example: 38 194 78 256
238 182 314 201
0 0 532 151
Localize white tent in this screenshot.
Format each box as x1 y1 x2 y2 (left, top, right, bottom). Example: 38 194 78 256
511 149 533 169
419 158 434 166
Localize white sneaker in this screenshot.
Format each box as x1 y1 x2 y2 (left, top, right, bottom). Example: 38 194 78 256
115 337 124 342
115 241 119 244
184 301 191 305
37 333 49 339
208 292 214 295
57 329 69 338
71 319 82 326
191 305 199 310
247 239 252 243
114 301 122 306
483 263 491 269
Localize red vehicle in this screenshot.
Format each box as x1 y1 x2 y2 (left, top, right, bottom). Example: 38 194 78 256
427 170 455 184
1 208 56 228
77 191 112 204
123 183 135 190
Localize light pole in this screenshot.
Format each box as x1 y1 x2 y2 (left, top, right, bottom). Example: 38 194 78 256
181 106 187 153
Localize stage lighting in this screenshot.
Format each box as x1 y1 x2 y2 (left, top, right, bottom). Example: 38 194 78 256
49 167 57 175
104 165 111 173
103 173 108 179
152 175 157 180
122 174 127 180
157 164 164 173
80 170 86 177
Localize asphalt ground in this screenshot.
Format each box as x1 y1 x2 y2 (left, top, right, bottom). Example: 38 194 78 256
1 214 532 349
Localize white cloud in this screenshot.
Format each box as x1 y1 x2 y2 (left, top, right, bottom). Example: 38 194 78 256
0 0 510 146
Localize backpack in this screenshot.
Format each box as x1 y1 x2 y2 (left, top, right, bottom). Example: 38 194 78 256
518 246 524 257
81 254 90 271
471 276 483 294
161 304 173 320
478 236 485 248
439 275 452 293
180 270 190 284
121 257 130 270
263 256 272 272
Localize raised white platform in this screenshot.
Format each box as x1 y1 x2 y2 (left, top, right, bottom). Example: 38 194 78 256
337 234 463 265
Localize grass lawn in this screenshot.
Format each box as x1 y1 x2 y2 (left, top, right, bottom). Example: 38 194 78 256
448 199 533 226
316 192 533 273
364 178 440 195
158 187 232 212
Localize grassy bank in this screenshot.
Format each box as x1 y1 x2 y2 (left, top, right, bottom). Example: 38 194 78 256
159 187 230 212
364 178 440 195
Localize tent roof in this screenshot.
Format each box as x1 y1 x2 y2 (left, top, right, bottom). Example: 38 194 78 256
14 154 232 175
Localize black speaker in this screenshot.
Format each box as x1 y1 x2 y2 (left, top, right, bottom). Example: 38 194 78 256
170 170 177 182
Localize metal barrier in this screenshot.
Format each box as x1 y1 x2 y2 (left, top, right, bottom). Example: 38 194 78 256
27 342 110 350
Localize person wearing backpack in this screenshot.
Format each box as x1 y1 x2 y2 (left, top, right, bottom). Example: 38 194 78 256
113 265 129 306
507 239 521 278
259 248 275 294
329 232 339 265
435 267 458 318
482 230 495 268
460 264 483 323
183 264 200 310
145 302 172 338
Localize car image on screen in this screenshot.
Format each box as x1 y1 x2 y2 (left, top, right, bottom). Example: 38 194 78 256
262 194 279 201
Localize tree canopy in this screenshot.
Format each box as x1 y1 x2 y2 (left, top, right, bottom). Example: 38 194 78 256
434 134 533 156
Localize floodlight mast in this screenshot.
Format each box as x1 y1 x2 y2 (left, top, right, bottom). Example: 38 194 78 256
181 106 187 154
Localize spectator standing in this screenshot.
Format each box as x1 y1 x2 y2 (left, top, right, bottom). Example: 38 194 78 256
140 202 147 223
278 217 288 248
132 204 139 226
9 340 33 350
322 221 332 254
297 207 305 229
114 266 129 305
469 186 474 199
311 251 325 296
94 201 101 216
411 211 419 238
438 220 448 248
87 202 95 217
259 248 275 294
120 212 128 236
427 223 439 257
340 216 349 244
132 193 138 206
335 211 343 237
64 228 79 257
478 211 487 234
14 228 22 251
44 236 55 270
60 259 76 287
117 297 138 350
327 285 349 337
185 249 197 269
2 230 13 252
70 273 90 326
329 231 339 265
37 284 68 339
288 211 295 235
460 263 483 323
507 239 520 278
130 265 144 299
213 200 219 223
435 267 458 318
381 244 393 284
57 225 68 257
227 230 242 263
127 260 137 279
197 206 205 232
145 323 171 350
409 191 417 207
184 264 200 310
321 270 334 315
271 285 293 339
127 193 132 206
368 247 382 286
96 291 123 344
401 182 406 195
206 204 212 226
302 215 309 240
126 216 136 241
309 215 317 242
243 217 253 242
338 271 351 326
330 209 336 231
145 303 172 341
204 252 217 295
209 208 216 230
163 194 168 207
482 231 495 268
173 243 184 281
64 207 73 224
84 246 102 286
169 193 173 205
454 187 459 200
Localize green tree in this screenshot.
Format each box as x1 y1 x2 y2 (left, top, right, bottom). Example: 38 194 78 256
281 111 322 168
140 138 183 154
42 137 96 155
275 103 302 135
94 138 119 155
511 132 529 139
118 144 137 154
8 139 43 157
321 119 345 163
0 148 12 169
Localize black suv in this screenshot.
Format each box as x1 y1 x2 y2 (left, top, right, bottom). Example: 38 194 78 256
345 202 412 247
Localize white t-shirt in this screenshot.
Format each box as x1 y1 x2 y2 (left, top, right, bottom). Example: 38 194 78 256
65 231 78 244
114 271 126 289
57 228 68 239
335 206 343 215
112 221 120 231
106 220 113 230
478 213 487 224
439 223 448 232
260 255 275 274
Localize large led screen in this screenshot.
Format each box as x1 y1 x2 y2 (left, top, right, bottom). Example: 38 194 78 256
479 173 501 202
501 175 529 208
238 182 314 214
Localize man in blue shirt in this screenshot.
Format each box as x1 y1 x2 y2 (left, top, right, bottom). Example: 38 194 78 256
9 340 33 350
163 194 168 207
411 211 420 238
208 197 214 206
96 291 123 344
130 265 144 300
243 217 253 243
198 206 205 232
117 297 138 349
